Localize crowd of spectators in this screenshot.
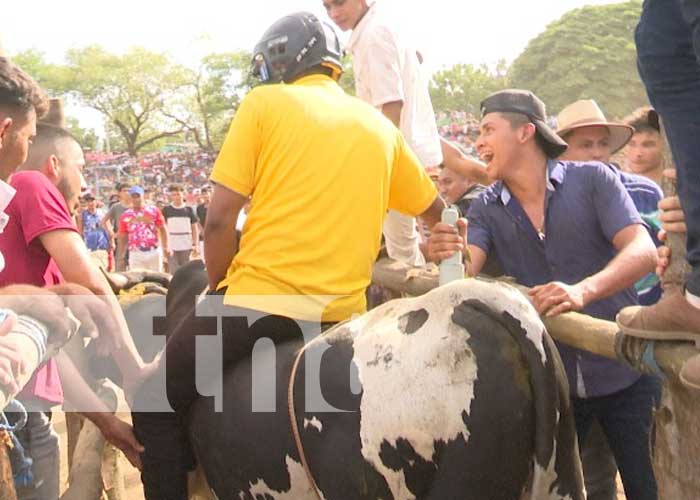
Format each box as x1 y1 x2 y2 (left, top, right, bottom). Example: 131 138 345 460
81 113 480 199
84 150 216 206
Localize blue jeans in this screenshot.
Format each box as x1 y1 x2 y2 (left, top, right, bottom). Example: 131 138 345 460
636 0 700 295
10 411 60 500
572 375 661 500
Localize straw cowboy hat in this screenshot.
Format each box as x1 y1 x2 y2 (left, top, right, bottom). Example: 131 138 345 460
556 100 634 154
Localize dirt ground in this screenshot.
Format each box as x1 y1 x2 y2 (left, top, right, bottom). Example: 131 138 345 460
54 409 627 499
54 410 144 498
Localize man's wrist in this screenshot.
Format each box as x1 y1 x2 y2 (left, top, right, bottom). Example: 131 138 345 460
578 278 597 308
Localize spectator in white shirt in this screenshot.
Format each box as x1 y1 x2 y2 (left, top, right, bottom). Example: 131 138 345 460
162 183 198 274
324 0 443 267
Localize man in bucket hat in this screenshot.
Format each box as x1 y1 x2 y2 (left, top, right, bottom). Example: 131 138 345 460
556 99 663 500
428 89 659 499
557 99 664 307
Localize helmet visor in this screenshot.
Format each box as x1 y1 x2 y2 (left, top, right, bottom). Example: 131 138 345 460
252 53 271 82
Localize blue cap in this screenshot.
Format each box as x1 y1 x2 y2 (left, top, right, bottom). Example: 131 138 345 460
129 186 145 196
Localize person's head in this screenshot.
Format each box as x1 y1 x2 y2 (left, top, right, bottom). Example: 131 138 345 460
129 186 145 209
199 186 211 205
556 100 633 163
622 107 664 178
0 57 49 181
168 183 184 204
475 90 567 181
438 167 473 204
322 0 370 32
251 12 343 84
83 193 96 211
116 182 130 204
22 124 86 215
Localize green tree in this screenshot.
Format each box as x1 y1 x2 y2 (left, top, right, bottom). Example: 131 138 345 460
66 117 99 151
429 61 509 114
165 51 255 152
508 1 646 118
338 55 356 96
10 49 69 96
63 45 187 156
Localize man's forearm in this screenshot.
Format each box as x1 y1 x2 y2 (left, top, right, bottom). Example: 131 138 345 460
579 233 657 305
159 227 169 251
191 224 199 248
204 221 237 289
116 239 126 267
420 195 446 231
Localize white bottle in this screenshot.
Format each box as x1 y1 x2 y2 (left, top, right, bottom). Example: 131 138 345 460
439 205 465 286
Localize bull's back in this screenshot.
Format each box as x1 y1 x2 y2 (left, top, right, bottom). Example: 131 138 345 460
188 280 583 499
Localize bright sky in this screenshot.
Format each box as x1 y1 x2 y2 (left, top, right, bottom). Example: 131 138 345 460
2 0 621 131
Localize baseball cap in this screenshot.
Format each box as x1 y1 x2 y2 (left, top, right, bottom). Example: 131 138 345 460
480 89 568 158
129 186 145 197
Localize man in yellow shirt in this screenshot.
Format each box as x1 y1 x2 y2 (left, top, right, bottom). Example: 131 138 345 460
132 12 443 499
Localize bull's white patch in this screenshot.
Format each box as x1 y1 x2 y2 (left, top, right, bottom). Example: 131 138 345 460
241 456 326 500
529 411 578 500
332 278 548 499
304 416 323 432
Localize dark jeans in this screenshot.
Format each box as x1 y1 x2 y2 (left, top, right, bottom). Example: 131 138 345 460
572 375 661 500
580 419 617 500
636 0 700 294
132 289 323 500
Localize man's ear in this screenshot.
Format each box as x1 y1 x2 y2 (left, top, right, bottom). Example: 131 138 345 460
45 154 61 180
0 117 13 150
519 122 537 144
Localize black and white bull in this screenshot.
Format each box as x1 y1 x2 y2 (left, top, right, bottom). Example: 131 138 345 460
119 261 585 500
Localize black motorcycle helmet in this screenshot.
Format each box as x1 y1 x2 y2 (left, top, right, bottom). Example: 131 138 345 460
251 12 344 84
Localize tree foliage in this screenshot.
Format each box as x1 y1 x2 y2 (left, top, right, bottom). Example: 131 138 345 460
66 117 99 151
429 61 509 114
508 0 646 118
10 49 69 96
61 46 188 156
167 51 254 152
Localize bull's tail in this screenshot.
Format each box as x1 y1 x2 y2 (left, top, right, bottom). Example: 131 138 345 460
453 299 584 500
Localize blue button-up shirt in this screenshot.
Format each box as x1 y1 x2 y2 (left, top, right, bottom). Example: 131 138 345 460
467 159 643 398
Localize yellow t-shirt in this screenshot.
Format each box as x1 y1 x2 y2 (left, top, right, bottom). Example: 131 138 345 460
210 74 437 322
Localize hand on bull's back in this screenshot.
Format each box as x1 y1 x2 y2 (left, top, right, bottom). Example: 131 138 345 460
529 281 588 318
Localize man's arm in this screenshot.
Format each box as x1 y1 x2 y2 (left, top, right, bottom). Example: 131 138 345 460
530 224 657 317
419 195 446 230
116 232 127 268
100 210 115 240
204 184 248 290
440 138 491 185
158 226 171 257
55 351 144 470
382 101 403 129
38 230 147 387
191 222 199 254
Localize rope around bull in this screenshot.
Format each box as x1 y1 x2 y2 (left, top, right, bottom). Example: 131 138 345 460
288 335 326 500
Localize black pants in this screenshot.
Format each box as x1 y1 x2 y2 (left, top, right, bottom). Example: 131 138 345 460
573 375 661 500
132 289 322 500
